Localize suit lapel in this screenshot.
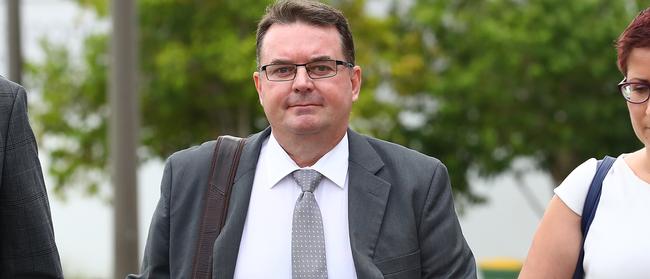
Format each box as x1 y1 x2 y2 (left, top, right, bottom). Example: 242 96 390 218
212 128 271 278
347 130 391 277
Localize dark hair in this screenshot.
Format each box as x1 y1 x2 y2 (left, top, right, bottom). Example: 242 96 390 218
255 0 355 67
616 8 650 75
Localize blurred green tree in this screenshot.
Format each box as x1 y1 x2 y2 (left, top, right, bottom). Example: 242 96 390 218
28 0 648 206
29 0 271 196
352 0 647 204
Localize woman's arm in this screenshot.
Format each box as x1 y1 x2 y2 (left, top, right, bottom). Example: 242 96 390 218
519 195 582 279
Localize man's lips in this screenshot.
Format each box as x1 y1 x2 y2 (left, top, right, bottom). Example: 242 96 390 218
289 103 320 108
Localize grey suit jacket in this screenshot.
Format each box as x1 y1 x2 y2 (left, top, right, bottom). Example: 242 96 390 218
131 128 476 278
0 77 64 278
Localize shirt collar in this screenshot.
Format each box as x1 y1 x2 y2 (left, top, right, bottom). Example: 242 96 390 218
263 132 349 189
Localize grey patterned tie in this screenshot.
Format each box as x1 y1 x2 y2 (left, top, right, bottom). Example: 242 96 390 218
291 169 328 279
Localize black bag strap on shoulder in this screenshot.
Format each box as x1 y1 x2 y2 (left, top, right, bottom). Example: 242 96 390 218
191 135 246 279
572 155 616 279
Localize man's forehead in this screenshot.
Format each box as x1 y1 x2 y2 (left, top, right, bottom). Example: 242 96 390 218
266 20 338 34
259 22 343 62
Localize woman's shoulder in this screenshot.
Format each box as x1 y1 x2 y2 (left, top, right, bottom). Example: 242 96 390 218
553 157 601 216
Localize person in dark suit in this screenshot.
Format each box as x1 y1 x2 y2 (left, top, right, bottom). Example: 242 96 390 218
0 76 63 278
130 0 476 278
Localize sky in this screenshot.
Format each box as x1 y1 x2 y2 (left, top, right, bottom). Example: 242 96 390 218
0 1 555 277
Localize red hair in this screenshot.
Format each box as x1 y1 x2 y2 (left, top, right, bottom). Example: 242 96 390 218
616 8 650 75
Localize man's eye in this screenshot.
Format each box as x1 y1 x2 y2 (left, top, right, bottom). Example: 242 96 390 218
272 66 295 75
308 64 334 74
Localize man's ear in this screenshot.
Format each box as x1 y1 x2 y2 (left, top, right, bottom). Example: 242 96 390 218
350 66 362 102
253 71 264 105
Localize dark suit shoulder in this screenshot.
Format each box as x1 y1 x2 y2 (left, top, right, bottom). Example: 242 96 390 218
168 140 217 166
0 76 24 133
363 135 442 170
354 134 449 203
1 77 32 150
164 140 218 184
0 76 23 98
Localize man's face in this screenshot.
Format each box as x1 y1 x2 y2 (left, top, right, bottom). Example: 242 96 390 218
253 22 361 140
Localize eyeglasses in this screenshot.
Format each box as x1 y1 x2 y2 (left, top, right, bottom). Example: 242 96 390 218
260 59 354 81
619 78 650 104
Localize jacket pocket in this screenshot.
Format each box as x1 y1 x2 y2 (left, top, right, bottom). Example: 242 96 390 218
375 249 421 277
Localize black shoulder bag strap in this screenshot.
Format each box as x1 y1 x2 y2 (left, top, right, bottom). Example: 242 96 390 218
191 135 246 279
572 155 616 279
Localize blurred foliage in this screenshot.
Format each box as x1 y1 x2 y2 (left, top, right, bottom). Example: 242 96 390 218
365 0 648 205
28 34 108 197
30 0 271 197
28 0 648 205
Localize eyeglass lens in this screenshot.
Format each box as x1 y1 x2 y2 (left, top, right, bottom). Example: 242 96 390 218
621 82 650 103
265 60 339 81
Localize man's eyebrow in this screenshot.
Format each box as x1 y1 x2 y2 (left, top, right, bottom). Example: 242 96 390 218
267 56 334 65
268 59 293 65
309 56 333 62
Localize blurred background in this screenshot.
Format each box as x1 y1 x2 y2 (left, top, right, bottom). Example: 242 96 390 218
1 0 648 278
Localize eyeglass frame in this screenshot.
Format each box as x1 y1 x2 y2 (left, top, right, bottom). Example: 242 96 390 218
259 59 354 82
618 77 650 104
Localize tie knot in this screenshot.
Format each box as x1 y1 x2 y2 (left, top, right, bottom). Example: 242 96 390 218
292 169 323 193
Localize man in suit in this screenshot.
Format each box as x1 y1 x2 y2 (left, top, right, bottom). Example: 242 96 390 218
131 0 476 278
0 76 64 278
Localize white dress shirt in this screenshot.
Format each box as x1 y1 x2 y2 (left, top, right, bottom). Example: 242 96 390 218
233 132 357 278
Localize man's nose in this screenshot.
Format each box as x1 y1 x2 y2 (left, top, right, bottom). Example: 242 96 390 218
292 66 313 92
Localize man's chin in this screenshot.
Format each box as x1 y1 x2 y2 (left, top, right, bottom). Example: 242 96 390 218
286 121 325 135
290 126 322 135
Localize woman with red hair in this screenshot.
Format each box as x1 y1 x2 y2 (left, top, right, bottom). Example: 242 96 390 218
520 8 650 279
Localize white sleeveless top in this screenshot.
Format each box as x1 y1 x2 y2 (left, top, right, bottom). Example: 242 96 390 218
554 155 650 279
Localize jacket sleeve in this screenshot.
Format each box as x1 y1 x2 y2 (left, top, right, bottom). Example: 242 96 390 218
420 162 477 279
0 85 64 278
127 157 174 279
